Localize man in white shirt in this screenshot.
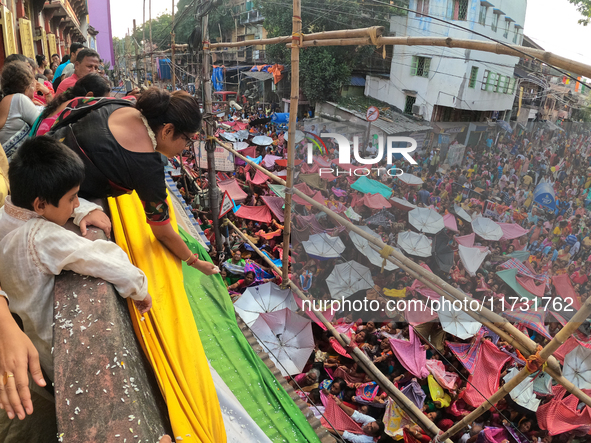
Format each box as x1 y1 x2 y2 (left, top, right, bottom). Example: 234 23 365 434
328 395 384 442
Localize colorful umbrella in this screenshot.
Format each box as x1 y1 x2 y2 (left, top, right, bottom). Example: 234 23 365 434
234 282 298 327
563 345 591 389
397 231 432 257
326 261 375 299
471 217 503 241
408 208 445 234
251 308 314 376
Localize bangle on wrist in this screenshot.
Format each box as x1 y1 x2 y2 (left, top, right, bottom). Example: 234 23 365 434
188 255 198 266
183 253 193 263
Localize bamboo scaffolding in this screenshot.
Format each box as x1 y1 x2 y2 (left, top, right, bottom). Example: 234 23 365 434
227 220 451 441
216 137 591 409
209 30 591 79
437 296 591 441
282 0 301 283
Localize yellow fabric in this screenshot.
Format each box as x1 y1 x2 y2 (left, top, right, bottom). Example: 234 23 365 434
0 145 9 207
383 288 407 298
380 245 395 273
109 192 226 443
427 375 451 408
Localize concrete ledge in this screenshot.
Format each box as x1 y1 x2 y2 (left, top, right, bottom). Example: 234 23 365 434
53 218 170 442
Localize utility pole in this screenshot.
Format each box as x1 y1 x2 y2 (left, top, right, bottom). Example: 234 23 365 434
133 19 139 84
149 0 155 85
171 0 176 88
203 7 223 253
143 0 147 85
281 0 301 281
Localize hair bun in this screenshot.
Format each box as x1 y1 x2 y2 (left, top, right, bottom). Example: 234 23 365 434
136 87 171 121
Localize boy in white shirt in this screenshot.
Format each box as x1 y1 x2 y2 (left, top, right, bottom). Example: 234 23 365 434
0 136 152 393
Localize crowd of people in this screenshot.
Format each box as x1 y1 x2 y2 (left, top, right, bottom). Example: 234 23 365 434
173 102 591 443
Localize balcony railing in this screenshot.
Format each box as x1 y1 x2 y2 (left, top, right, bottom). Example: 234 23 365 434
240 10 264 25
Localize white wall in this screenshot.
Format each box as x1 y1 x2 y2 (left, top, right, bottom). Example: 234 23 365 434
366 0 527 121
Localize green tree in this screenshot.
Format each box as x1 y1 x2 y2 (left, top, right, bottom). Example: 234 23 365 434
568 0 591 25
132 13 173 50
256 0 406 103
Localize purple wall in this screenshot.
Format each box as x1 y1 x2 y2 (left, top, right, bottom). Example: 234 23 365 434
88 0 115 66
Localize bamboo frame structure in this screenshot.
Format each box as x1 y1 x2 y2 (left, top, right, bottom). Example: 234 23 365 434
227 220 452 442
210 31 591 79
218 136 591 410
281 0 301 283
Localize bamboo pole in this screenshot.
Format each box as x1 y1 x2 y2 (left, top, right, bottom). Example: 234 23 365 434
210 36 290 49
281 0 301 284
215 138 591 408
227 220 451 441
437 296 591 442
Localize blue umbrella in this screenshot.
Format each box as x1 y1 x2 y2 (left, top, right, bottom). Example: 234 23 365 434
496 120 513 133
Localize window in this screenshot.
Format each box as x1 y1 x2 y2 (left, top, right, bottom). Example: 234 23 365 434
512 28 519 43
469 67 479 88
491 13 499 32
448 0 469 20
497 75 507 93
503 76 511 94
416 0 429 16
482 70 497 92
478 5 487 25
503 20 510 38
404 95 417 114
411 56 431 78
508 78 517 94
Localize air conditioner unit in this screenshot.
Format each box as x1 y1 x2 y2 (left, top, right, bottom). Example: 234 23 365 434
412 104 423 115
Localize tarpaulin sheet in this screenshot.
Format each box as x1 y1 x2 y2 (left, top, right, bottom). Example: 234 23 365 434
552 274 582 310
443 213 458 232
351 176 393 199
463 340 512 408
389 328 429 378
516 275 545 298
247 169 270 185
458 244 489 277
361 193 392 209
218 179 248 203
179 229 322 442
496 268 537 300
108 193 226 443
498 223 530 240
261 196 285 222
299 173 327 191
262 155 282 168
235 205 273 223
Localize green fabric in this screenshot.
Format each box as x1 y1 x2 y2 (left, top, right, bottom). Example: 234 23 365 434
496 268 537 300
507 250 531 262
179 228 321 443
268 183 286 198
351 176 393 198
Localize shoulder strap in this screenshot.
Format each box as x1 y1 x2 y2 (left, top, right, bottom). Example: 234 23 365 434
50 97 133 134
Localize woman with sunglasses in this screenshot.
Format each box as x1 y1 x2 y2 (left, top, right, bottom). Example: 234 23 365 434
47 86 217 275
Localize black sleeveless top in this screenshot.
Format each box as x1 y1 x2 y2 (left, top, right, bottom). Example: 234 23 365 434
49 97 170 225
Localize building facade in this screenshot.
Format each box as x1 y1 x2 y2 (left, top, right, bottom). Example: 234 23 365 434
87 0 114 66
0 0 89 68
365 0 527 123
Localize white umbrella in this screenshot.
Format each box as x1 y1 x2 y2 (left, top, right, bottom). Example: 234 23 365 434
408 208 445 234
503 367 541 412
397 231 432 257
284 130 306 143
251 308 314 376
234 282 298 327
453 204 472 223
326 261 375 299
398 174 423 186
349 226 398 271
235 129 250 141
438 303 482 340
234 141 249 150
563 346 591 389
302 233 345 259
220 131 238 142
390 197 417 212
471 217 503 241
252 135 274 146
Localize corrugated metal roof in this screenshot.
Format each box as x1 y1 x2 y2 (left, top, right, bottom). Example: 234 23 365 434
349 76 366 87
